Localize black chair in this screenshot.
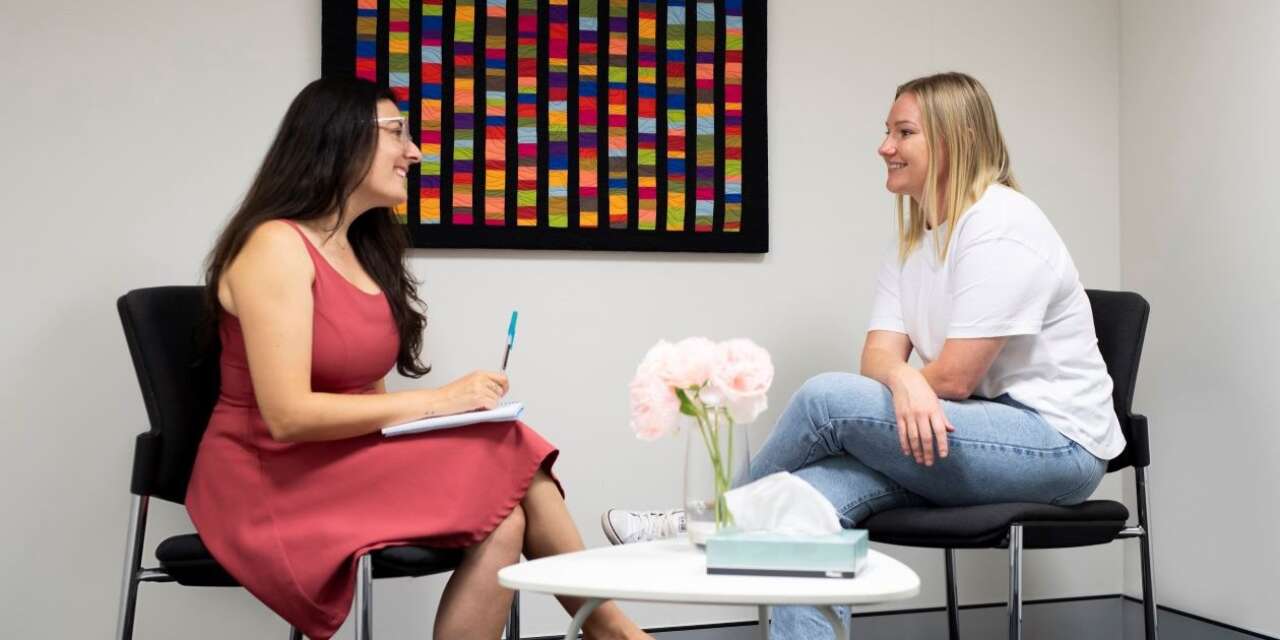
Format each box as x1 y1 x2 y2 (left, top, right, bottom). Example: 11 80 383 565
862 289 1157 640
115 286 520 639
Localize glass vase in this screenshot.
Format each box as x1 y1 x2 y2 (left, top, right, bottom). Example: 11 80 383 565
682 410 750 546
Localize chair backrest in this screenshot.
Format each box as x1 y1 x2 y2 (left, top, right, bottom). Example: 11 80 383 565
1085 289 1151 472
117 286 220 504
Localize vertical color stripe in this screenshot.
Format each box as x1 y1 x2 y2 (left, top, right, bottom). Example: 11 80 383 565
723 0 743 231
694 1 715 232
636 0 658 230
516 0 538 226
389 0 411 113
577 0 600 229
451 0 477 224
389 0 411 222
547 0 570 227
664 0 687 231
607 0 629 229
484 0 508 225
420 0 444 224
356 0 379 81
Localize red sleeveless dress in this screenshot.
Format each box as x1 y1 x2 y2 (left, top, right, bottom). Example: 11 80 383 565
186 222 559 639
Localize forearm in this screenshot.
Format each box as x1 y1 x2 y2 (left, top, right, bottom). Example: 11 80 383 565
862 348 968 400
264 387 446 443
860 347 918 392
918 362 970 400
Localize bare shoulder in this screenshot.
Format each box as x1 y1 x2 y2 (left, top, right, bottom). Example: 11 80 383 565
224 219 315 296
234 219 312 271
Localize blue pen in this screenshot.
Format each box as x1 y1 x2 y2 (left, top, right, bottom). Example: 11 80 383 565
501 310 518 371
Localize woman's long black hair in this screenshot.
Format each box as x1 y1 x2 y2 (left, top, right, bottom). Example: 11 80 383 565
203 77 430 377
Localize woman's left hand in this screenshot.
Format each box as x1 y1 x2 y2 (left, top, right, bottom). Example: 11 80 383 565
888 366 956 466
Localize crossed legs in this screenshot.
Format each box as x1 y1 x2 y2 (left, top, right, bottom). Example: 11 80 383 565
435 469 652 640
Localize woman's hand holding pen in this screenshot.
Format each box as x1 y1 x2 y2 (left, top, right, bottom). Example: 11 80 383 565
436 370 509 413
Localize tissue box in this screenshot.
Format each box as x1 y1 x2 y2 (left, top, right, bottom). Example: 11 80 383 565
705 529 868 579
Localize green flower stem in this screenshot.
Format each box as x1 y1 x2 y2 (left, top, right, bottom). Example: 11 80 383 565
685 387 738 530
702 405 735 529
722 419 735 526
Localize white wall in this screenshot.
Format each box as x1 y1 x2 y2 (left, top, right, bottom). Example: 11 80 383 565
1119 0 1280 636
0 1 1124 637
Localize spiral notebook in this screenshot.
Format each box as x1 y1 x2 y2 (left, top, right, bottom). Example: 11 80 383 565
381 401 524 437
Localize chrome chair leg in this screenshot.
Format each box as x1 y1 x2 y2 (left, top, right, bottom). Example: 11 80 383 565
1135 467 1159 640
1007 525 1023 640
288 626 304 640
945 548 960 640
505 590 520 639
353 554 373 640
115 496 150 640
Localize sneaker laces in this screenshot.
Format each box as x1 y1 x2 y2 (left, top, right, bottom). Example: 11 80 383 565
626 510 685 543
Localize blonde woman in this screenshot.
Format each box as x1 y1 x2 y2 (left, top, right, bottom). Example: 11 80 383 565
605 73 1123 638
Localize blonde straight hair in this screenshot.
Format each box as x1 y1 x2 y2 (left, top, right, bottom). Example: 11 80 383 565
894 72 1019 263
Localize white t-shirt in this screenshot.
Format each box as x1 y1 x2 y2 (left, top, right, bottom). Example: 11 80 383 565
868 184 1124 460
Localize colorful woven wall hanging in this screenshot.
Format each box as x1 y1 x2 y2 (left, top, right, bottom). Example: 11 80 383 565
322 0 767 252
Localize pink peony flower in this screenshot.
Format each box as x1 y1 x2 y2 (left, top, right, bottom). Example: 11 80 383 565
706 339 774 424
628 372 681 441
637 337 717 390
636 340 676 378
663 337 718 389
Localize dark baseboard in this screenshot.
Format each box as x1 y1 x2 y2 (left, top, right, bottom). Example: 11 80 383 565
1121 595 1277 640
522 594 1279 640
847 592 1125 618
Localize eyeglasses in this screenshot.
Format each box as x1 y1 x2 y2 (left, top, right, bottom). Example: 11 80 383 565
374 116 412 145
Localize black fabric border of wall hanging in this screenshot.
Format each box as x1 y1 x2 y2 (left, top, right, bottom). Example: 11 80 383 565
322 0 768 252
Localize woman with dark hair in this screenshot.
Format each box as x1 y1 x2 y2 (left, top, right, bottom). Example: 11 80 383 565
187 78 650 640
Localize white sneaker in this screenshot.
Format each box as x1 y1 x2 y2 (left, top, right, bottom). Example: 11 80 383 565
600 509 686 545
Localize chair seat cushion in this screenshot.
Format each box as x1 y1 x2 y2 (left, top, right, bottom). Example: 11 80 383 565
154 534 240 586
372 544 466 579
862 500 1130 549
155 534 466 587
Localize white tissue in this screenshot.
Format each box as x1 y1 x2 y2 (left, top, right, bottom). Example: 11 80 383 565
723 471 842 536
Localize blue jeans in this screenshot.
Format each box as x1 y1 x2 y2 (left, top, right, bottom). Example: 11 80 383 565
750 373 1106 639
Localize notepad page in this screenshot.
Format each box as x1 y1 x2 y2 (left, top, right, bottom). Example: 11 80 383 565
381 401 524 437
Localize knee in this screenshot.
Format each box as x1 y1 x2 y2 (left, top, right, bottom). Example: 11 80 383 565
490 505 526 553
793 372 888 412
503 504 526 535
799 372 852 397
790 372 841 414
